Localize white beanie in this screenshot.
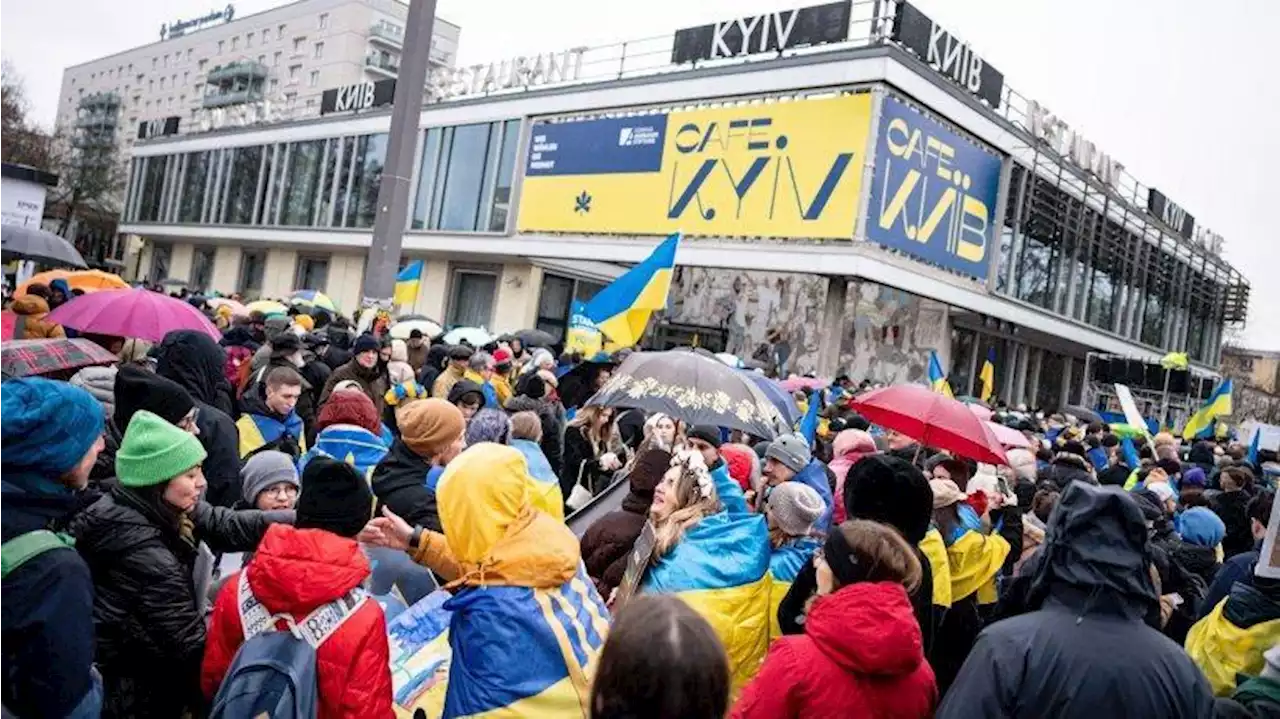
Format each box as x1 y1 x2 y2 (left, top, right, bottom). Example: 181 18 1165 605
768 481 824 537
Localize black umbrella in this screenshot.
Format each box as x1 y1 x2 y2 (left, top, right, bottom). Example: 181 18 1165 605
1 225 87 268
586 350 784 439
1062 404 1103 424
513 328 556 348
559 359 616 409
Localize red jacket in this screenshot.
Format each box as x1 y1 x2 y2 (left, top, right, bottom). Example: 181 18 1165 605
201 524 394 719
732 581 937 719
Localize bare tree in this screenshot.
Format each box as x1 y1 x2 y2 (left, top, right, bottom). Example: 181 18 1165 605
46 131 128 237
1 59 54 169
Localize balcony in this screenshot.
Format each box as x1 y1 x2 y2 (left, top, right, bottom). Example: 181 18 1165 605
75 112 119 129
202 88 264 108
364 55 399 78
78 92 120 111
368 23 403 49
71 133 115 150
206 61 269 84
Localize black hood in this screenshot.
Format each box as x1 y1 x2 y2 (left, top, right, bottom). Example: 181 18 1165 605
1187 441 1216 470
424 344 449 371
1025 483 1158 621
157 330 231 407
447 379 485 405
220 326 261 350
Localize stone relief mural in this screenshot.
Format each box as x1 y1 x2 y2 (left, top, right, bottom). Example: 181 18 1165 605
666 268 952 382
837 280 950 385
667 267 827 376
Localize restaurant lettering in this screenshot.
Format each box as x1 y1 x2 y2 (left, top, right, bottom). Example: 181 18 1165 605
427 48 587 100
1027 99 1124 190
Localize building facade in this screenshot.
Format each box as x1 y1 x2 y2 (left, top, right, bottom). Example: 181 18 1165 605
116 0 1249 412
55 0 459 179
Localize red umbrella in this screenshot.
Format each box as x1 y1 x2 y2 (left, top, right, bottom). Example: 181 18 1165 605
47 288 219 344
851 384 1010 465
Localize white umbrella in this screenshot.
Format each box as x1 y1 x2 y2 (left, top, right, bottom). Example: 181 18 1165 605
390 318 443 339
715 352 744 369
441 326 494 346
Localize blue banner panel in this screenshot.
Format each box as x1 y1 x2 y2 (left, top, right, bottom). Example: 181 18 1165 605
525 115 669 176
867 97 1002 280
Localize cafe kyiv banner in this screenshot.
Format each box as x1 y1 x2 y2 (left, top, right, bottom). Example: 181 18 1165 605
517 94 873 239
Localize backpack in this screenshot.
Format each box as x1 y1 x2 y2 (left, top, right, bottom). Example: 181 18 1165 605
209 571 368 719
1 530 74 579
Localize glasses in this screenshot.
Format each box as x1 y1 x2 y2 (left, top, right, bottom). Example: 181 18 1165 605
264 485 299 498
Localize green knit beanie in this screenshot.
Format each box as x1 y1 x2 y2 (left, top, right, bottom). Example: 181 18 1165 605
116 410 208 488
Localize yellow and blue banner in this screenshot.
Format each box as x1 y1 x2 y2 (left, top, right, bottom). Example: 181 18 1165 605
979 347 996 402
394 260 424 308
1183 378 1233 440
564 301 605 357
868 97 1002 280
583 233 680 347
928 350 954 398
517 94 873 239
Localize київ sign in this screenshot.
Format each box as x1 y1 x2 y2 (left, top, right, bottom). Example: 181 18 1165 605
891 1 1004 109
518 93 873 239
867 97 1002 280
671 1 852 64
1147 188 1195 239
320 78 396 115
137 116 181 140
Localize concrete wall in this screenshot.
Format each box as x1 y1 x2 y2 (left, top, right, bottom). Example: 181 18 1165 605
324 253 365 313
263 248 298 299
212 245 241 293
168 243 193 285
492 263 541 333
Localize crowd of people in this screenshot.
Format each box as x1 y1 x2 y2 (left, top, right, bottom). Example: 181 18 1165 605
2 286 1279 718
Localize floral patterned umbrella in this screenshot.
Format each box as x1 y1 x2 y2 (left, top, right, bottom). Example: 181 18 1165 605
586 350 784 439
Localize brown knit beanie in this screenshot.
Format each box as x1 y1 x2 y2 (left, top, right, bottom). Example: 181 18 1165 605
398 398 465 458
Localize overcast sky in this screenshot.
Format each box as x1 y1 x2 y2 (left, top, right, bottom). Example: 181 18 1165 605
4 0 1277 350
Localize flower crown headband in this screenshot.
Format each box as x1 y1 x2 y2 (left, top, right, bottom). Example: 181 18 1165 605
670 448 714 500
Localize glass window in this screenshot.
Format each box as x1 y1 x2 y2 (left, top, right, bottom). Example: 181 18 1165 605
148 243 172 283
294 255 329 290
199 59 207 71
318 13 329 29
231 37 239 51
487 120 521 231
536 274 574 342
411 127 444 229
246 32 254 48
289 65 300 81
317 139 341 225
949 327 978 396
273 52 281 66
179 150 211 222
293 37 304 53
346 134 388 228
222 145 264 225
1087 265 1115 329
330 137 354 226
448 270 496 328
309 70 320 87
278 23 286 36
314 42 324 59
218 40 225 54
238 249 266 296
278 139 324 225
439 124 493 231
190 246 216 292
137 156 169 222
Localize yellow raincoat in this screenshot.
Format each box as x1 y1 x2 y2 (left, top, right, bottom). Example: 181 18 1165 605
1186 595 1280 696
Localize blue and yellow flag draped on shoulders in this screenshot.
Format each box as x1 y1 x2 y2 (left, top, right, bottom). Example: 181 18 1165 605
395 260 424 308
583 233 679 347
928 350 954 398
640 457 770 695
1183 378 1233 440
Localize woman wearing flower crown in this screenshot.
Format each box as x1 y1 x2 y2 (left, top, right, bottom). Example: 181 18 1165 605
641 448 771 696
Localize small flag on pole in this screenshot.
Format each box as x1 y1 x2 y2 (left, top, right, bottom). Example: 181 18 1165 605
394 260 424 308
979 347 996 403
928 350 954 398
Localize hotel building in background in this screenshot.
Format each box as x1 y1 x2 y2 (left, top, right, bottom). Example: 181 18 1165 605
113 0 1249 421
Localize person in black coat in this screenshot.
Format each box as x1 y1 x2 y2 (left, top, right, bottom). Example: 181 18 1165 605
938 484 1216 719
244 333 319 443
93 366 204 483
417 343 450 396
505 371 565 476
579 448 671 598
70 410 282 719
1037 442 1097 490
371 398 466 533
560 405 623 500
2 379 108 719
1214 467 1258 559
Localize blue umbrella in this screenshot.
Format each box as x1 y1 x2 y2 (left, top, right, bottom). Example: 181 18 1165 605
743 371 801 427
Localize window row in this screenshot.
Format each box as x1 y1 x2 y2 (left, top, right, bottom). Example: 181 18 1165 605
125 118 523 234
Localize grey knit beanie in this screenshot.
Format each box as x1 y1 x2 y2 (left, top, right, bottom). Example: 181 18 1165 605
766 433 811 474
241 450 300 506
768 481 824 537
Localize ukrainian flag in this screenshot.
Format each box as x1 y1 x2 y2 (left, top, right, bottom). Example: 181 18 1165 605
641 457 771 695
584 233 680 347
395 260 424 308
767 537 821 639
928 350 954 398
1183 378 1234 440
979 347 996 402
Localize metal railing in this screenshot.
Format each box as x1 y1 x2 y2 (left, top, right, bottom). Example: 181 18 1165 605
202 88 264 108
369 23 404 46
206 61 270 84
365 56 400 74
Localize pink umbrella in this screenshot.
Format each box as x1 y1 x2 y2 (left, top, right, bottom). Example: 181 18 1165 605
780 376 829 393
986 420 1031 448
968 403 994 421
48 288 220 343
